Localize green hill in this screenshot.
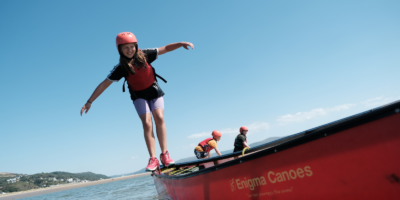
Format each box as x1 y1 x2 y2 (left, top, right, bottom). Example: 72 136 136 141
0 171 109 193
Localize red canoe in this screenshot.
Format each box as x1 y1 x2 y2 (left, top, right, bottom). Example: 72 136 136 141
152 101 400 200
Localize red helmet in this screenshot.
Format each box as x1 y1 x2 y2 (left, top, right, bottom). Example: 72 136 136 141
116 32 137 49
212 130 221 138
240 126 248 133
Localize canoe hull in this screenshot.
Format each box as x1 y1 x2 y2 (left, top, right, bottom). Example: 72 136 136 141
154 108 400 200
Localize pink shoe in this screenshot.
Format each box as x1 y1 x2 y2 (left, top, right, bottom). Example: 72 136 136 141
146 157 159 172
160 150 175 167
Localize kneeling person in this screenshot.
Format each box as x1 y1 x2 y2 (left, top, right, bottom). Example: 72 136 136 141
233 126 250 153
194 130 222 159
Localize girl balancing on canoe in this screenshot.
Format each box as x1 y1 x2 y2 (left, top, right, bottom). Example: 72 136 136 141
194 131 222 159
80 32 194 171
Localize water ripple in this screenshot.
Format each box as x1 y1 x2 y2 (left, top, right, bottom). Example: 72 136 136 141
22 175 161 200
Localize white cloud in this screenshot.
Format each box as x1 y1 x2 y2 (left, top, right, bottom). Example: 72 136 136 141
328 104 355 111
187 122 270 138
360 96 399 107
219 128 237 135
276 103 355 125
246 122 270 133
130 156 139 159
186 96 399 138
187 132 210 139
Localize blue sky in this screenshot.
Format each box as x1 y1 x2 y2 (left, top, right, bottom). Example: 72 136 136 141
1 0 399 176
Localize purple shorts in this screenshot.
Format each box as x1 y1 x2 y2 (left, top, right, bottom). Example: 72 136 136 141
133 97 164 117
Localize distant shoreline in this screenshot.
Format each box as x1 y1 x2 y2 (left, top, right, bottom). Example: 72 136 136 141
0 173 151 200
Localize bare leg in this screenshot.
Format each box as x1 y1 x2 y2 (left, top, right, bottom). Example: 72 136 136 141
140 113 156 157
152 108 167 153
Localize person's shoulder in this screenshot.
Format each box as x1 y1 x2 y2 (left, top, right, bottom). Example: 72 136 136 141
110 63 121 70
142 48 158 51
141 48 158 54
208 140 217 148
141 48 158 64
238 134 246 139
109 63 125 74
107 63 125 82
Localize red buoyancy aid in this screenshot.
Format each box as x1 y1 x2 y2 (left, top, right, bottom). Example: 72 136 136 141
199 138 216 153
126 62 156 91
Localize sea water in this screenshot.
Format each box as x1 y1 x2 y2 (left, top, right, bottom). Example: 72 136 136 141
22 175 162 200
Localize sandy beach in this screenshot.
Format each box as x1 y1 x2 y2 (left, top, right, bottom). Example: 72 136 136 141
0 173 151 200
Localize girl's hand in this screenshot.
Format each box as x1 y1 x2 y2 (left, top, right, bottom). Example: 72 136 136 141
80 102 92 116
182 42 194 50
159 42 194 55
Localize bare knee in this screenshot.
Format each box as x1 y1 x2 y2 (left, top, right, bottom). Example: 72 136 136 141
153 110 165 125
140 115 153 131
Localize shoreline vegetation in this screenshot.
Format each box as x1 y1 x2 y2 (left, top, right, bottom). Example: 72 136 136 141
0 172 109 193
0 173 151 200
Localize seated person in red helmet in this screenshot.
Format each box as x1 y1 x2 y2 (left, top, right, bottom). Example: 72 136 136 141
233 126 250 152
194 131 222 159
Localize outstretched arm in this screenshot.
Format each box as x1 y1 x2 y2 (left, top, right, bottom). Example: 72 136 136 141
158 42 194 55
214 147 222 156
243 141 250 148
80 79 113 116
